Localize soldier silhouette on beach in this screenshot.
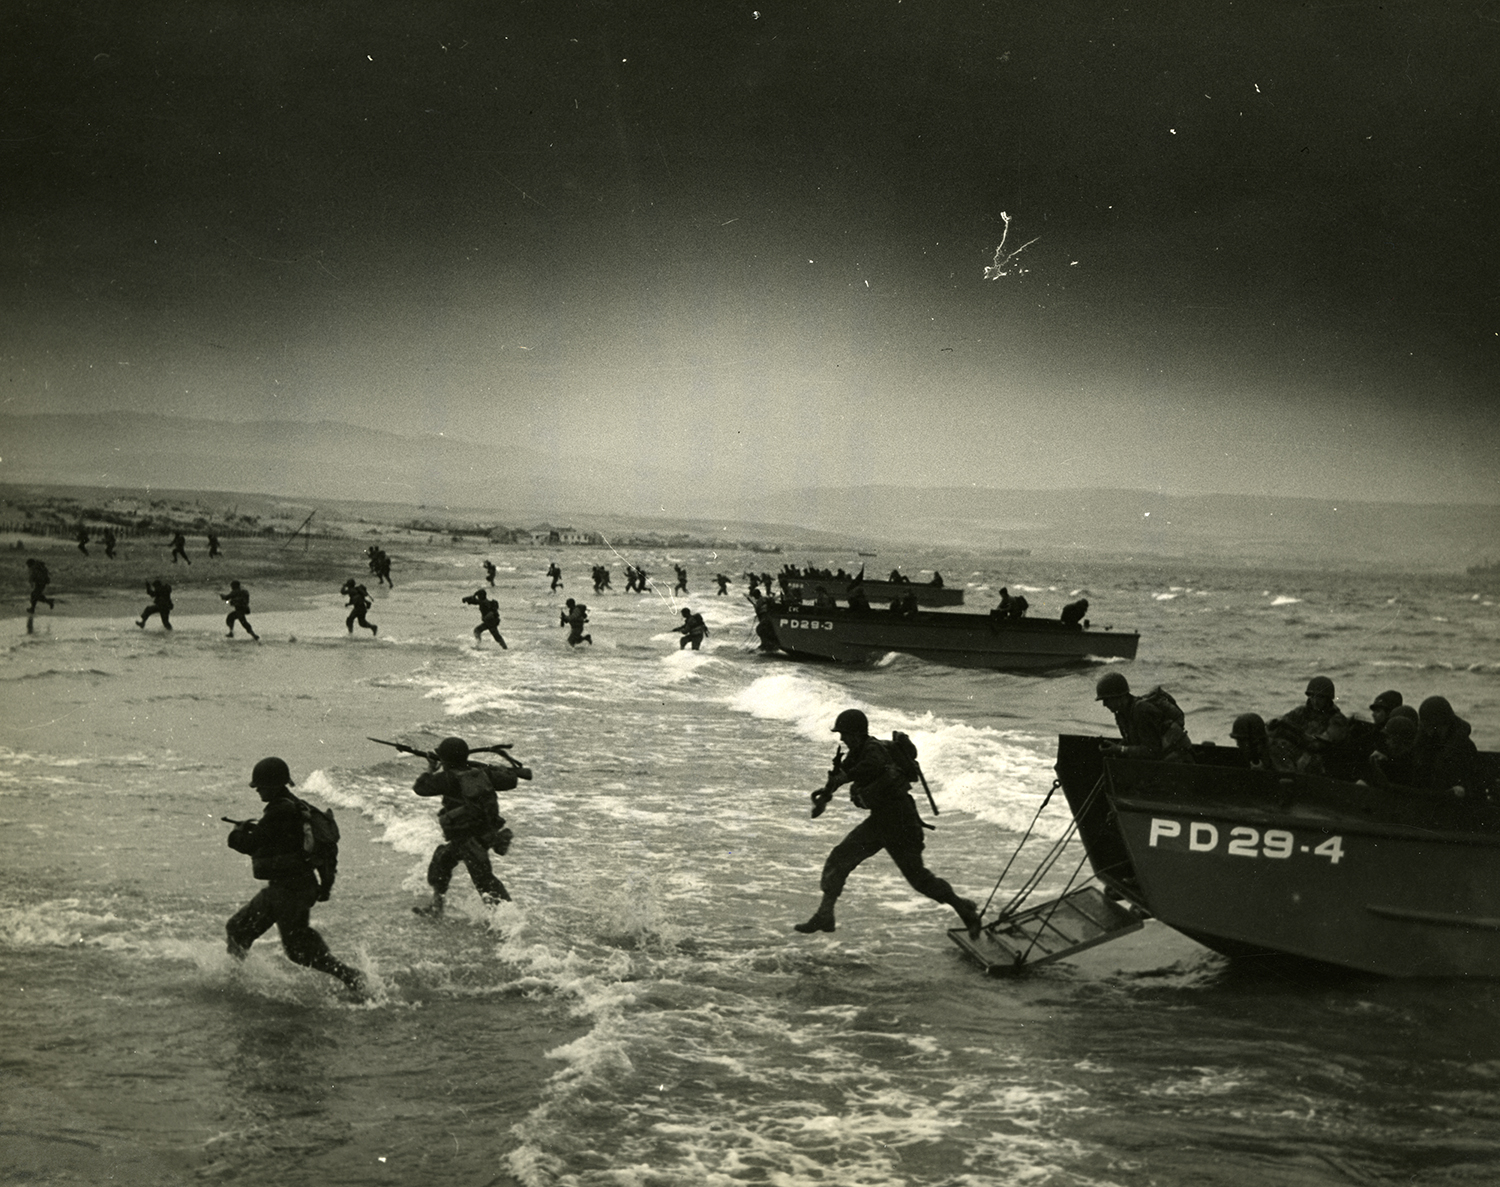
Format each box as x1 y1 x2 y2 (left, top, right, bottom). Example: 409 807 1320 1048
221 580 259 640
137 580 174 630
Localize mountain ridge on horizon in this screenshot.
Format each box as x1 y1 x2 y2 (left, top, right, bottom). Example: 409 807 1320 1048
3 412 1496 570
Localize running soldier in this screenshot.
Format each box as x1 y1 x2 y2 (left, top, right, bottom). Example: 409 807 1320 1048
137 579 173 630
341 579 377 636
225 757 365 994
412 737 530 916
221 580 260 640
794 709 981 938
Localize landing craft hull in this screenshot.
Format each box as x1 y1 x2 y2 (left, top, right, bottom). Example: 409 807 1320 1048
765 607 1139 670
1055 734 1500 977
780 579 965 607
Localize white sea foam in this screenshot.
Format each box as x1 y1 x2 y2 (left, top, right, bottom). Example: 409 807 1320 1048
1270 595 1302 606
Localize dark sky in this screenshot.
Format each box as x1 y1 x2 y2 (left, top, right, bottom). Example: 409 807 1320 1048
5 1 1498 503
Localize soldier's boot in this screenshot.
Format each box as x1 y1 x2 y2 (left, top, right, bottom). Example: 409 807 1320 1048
794 892 838 934
952 897 983 940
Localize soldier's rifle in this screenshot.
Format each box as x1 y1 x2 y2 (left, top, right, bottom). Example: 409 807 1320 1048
368 736 532 777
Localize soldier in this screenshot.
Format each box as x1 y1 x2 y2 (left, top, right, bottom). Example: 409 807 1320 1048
225 758 365 994
411 737 528 916
341 579 378 636
25 558 55 614
137 579 173 630
715 573 730 595
676 607 708 650
1368 716 1420 788
560 598 592 646
207 532 221 559
673 564 688 594
1267 676 1349 773
75 526 90 556
1229 713 1287 771
547 562 563 591
170 532 191 565
1096 673 1194 763
1414 696 1485 797
483 560 497 587
221 580 259 640
1369 690 1403 732
463 588 506 648
795 709 981 938
102 527 117 559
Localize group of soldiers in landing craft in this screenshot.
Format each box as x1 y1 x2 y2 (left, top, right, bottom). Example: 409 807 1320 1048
1094 672 1492 800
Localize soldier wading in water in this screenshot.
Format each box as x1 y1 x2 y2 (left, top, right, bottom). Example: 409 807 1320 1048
795 709 982 939
412 737 530 916
224 758 366 995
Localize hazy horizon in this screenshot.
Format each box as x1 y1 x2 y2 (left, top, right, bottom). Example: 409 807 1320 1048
4 3 1498 508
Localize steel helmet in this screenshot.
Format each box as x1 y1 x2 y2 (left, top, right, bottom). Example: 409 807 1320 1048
1370 690 1403 713
1230 713 1265 740
1382 715 1419 743
831 708 869 735
1095 672 1131 700
435 736 470 764
1418 696 1455 726
250 757 294 788
1305 676 1336 699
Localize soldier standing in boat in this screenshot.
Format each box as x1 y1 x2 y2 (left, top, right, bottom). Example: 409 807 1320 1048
1414 696 1485 797
1095 673 1194 763
794 709 982 939
1267 676 1348 773
1368 715 1420 788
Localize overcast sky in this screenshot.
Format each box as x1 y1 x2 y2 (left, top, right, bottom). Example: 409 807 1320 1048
4 1 1497 504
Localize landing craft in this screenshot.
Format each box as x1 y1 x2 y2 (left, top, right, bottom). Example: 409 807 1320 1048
759 603 1139 671
950 735 1500 978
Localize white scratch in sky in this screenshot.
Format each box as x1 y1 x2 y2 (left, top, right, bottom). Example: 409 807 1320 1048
983 211 1038 280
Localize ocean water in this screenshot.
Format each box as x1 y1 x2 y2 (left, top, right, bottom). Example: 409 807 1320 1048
3 549 1499 1186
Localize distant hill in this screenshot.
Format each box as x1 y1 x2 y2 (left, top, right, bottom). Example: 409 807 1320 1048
745 486 1500 572
3 413 1494 570
0 412 695 522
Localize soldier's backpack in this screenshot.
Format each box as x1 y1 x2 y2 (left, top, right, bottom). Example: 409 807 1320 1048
291 795 340 884
1139 686 1194 754
889 730 941 820
1140 686 1187 731
889 730 923 782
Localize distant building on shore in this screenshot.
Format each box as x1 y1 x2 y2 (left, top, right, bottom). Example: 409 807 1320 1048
524 524 598 546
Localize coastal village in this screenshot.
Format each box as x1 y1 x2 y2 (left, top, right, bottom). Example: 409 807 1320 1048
0 486 785 554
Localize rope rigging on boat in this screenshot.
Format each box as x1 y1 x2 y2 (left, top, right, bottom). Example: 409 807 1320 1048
951 772 1144 973
977 776 1099 920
